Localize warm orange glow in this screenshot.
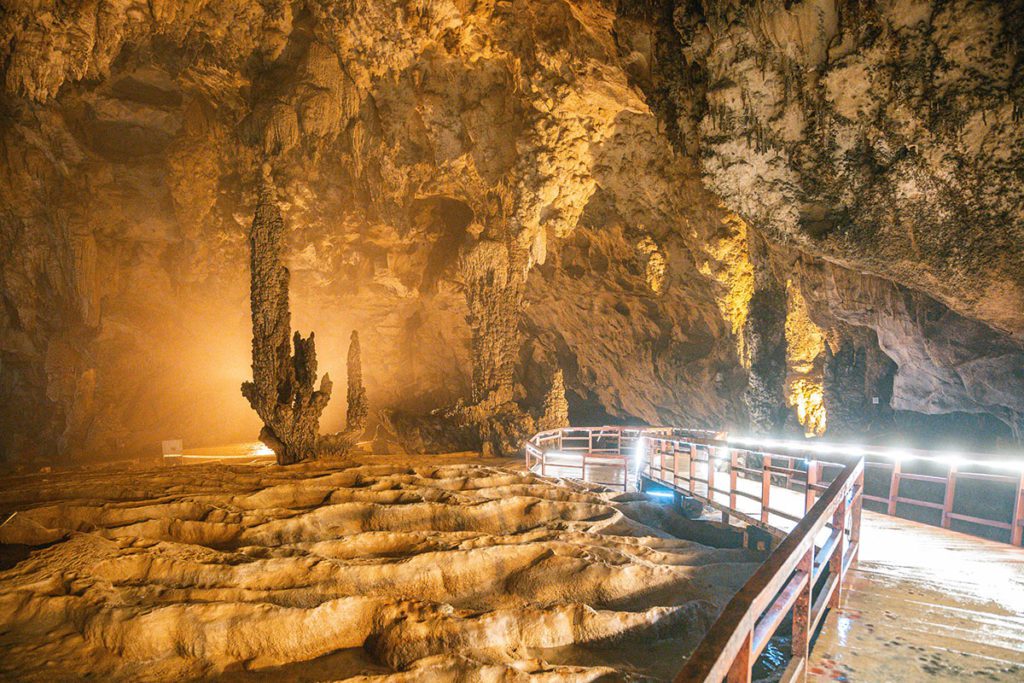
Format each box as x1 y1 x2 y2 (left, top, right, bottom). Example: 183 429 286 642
785 281 827 436
699 209 755 365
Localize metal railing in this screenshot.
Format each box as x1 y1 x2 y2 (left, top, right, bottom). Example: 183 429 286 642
523 426 1024 681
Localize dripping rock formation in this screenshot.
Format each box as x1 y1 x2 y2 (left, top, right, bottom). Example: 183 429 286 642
0 0 1022 465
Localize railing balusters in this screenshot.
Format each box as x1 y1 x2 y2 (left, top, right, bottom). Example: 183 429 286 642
790 547 814 678
887 460 901 516
829 494 849 608
729 450 739 512
941 463 958 529
708 446 716 504
761 454 772 524
689 443 698 494
850 469 864 564
805 460 819 513
1013 471 1024 547
726 631 753 683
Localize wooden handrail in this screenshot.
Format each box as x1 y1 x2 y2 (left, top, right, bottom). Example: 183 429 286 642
524 426 1021 681
673 457 863 682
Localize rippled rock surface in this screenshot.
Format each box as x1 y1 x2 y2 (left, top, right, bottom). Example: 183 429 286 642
0 457 761 680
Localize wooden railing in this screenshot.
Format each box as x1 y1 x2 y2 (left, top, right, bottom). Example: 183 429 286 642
524 426 674 491
725 436 1024 547
523 427 1023 682
642 433 863 682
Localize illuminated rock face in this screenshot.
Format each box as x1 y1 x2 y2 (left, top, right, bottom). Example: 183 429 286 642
0 0 1022 462
626 0 1024 441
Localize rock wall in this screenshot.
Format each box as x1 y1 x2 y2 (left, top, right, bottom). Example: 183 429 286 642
0 0 1022 463
622 0 1024 441
0 0 753 463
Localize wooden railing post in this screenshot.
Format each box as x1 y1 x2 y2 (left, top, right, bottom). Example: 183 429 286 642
729 449 739 511
1012 471 1024 547
726 631 753 683
672 441 679 486
941 464 958 529
761 453 772 524
791 547 814 673
689 443 698 496
887 460 901 516
805 460 819 513
829 494 849 608
850 469 864 564
707 446 717 503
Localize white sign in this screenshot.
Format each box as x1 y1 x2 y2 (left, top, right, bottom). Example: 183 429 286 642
162 439 184 456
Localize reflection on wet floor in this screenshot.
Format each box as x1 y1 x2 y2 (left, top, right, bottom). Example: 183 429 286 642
809 511 1024 682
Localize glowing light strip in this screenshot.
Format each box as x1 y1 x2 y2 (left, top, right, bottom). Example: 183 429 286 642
164 453 275 460
724 435 1024 474
529 427 1024 475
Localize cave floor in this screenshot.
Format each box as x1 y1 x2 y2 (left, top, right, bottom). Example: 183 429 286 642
0 453 763 681
808 511 1024 682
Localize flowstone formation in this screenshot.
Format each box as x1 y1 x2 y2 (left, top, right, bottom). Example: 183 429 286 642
0 457 762 680
241 182 332 465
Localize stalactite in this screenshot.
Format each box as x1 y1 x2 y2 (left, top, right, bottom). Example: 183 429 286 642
241 178 332 465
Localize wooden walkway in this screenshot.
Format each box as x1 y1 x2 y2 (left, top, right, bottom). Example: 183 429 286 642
525 428 1024 681
808 510 1024 682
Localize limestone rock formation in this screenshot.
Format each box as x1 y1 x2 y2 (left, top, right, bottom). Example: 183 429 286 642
241 182 332 464
538 368 570 432
318 330 370 456
344 330 369 435
624 0 1024 442
1 0 1023 464
0 457 762 680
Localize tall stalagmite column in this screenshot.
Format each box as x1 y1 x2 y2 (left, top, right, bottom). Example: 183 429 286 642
345 330 368 433
241 179 332 464
537 368 569 431
317 330 369 455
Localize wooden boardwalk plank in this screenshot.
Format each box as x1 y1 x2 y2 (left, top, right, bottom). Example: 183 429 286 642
808 511 1024 682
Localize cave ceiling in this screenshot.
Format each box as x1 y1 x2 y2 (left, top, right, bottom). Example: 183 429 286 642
0 0 1021 463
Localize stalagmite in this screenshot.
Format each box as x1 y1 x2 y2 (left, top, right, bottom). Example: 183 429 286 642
241 179 332 465
538 368 569 431
457 238 534 456
345 330 369 434
318 330 369 455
